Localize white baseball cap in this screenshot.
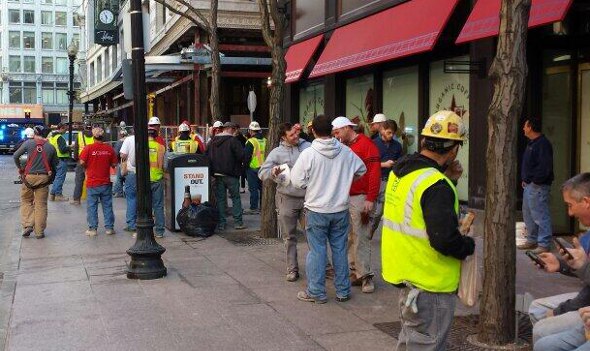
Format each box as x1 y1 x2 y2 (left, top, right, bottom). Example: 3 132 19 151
212 121 223 128
371 113 387 124
148 116 161 125
24 127 34 138
249 121 261 131
331 116 356 130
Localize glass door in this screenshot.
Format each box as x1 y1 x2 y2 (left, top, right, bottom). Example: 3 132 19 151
578 63 590 231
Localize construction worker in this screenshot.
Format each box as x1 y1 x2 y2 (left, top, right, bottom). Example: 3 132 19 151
171 123 199 153
148 127 166 238
244 121 266 214
71 122 95 205
148 116 166 146
48 123 71 201
382 111 475 350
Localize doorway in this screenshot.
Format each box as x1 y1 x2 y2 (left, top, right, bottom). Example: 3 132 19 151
578 63 590 231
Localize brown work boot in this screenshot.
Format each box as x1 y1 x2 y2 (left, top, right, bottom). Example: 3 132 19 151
70 199 81 205
517 241 537 250
361 276 375 293
49 194 55 201
54 195 69 202
350 273 362 286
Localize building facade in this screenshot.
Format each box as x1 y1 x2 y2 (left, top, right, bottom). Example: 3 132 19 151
0 0 85 123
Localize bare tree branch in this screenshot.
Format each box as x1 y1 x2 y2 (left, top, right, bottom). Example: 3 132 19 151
152 0 210 33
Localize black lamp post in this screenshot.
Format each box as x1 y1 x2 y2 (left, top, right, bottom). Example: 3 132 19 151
67 41 78 145
126 0 167 279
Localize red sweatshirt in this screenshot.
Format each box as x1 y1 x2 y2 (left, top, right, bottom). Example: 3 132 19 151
349 133 381 202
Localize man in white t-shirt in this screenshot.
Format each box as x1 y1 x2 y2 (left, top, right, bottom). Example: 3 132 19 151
119 134 137 233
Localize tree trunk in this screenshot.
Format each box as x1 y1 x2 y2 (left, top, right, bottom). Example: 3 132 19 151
477 0 530 345
209 0 221 121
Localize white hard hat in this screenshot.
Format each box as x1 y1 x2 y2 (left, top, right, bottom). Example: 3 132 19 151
249 121 261 131
24 127 34 138
212 121 223 128
331 116 356 130
148 116 161 125
178 123 190 132
119 121 126 127
371 113 387 124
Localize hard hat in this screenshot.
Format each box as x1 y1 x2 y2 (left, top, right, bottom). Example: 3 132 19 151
24 128 34 138
119 121 126 127
421 110 466 141
249 121 261 131
148 116 161 125
331 116 356 131
212 121 223 128
179 123 190 132
371 113 387 124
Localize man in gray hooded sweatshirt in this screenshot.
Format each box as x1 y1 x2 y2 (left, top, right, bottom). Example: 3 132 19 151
259 122 311 282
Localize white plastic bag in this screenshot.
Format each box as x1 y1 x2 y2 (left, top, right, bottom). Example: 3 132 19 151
458 212 478 307
274 164 291 186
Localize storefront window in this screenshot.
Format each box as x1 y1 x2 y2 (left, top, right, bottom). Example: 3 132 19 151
382 66 419 155
345 74 374 131
294 0 324 39
430 56 470 201
299 83 325 126
339 0 380 18
581 65 590 175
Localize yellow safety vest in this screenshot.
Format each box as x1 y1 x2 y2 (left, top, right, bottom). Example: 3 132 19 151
49 133 69 158
148 139 164 182
77 133 95 156
172 136 198 154
247 137 266 169
381 167 460 293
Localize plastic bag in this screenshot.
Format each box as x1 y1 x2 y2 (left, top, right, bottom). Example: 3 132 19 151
176 201 219 237
458 211 478 307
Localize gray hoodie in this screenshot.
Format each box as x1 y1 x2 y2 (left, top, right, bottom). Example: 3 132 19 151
291 137 366 214
258 139 311 198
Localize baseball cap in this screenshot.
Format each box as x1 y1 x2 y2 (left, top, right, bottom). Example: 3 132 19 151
248 121 261 131
371 113 387 124
24 127 35 138
212 121 223 128
92 127 104 138
331 116 356 130
223 121 238 128
148 116 161 125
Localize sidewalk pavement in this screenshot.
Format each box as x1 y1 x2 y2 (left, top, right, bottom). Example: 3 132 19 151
0 185 584 350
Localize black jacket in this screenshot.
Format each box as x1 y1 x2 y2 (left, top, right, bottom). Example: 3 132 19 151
521 134 554 185
206 134 244 177
392 153 475 260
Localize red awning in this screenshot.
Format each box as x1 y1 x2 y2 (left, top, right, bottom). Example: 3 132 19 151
308 0 459 79
456 0 573 44
285 35 324 83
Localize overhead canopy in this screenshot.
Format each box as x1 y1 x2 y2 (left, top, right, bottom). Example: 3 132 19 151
285 34 324 83
456 0 573 44
309 0 459 78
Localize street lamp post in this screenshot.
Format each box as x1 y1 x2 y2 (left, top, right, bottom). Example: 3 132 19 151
67 42 78 146
126 0 166 279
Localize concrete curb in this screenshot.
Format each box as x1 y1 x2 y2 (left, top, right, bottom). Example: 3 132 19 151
0 224 22 351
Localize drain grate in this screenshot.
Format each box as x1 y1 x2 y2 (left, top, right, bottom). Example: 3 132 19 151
217 231 283 246
374 315 532 350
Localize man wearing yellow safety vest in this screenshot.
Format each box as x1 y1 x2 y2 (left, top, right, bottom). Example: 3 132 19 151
148 127 166 238
244 121 266 214
171 123 199 153
382 110 475 350
70 122 95 205
48 123 71 201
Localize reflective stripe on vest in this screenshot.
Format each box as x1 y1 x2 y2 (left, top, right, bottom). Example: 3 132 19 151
148 139 164 182
78 133 94 155
247 137 266 169
173 137 198 154
49 133 68 158
381 167 460 293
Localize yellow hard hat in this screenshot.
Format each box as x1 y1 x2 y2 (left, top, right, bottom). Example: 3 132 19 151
421 111 466 141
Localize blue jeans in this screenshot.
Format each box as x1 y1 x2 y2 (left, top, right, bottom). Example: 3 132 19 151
529 292 579 343
214 176 243 226
534 324 590 351
112 164 125 195
50 158 68 196
87 184 114 230
246 168 262 210
124 172 137 230
305 209 350 300
151 180 165 235
523 183 552 248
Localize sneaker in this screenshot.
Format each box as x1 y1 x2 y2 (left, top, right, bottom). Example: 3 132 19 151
54 195 69 202
105 229 116 235
35 233 45 239
361 276 375 293
234 224 247 230
532 246 550 254
49 194 55 201
336 294 351 302
517 241 537 250
297 291 327 304
286 272 299 282
85 229 97 236
70 199 81 205
244 209 260 215
123 227 136 233
155 232 164 238
22 227 33 237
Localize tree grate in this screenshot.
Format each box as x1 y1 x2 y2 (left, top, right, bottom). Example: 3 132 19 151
374 315 532 351
217 231 283 246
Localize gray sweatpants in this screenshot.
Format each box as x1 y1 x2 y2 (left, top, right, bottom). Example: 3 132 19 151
276 193 305 274
73 163 85 201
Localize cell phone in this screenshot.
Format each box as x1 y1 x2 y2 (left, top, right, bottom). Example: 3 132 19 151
526 250 546 268
553 237 574 260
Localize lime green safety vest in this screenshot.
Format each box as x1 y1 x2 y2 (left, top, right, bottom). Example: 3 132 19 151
381 167 460 293
148 139 164 182
49 133 69 158
247 137 266 169
77 133 94 156
172 136 198 154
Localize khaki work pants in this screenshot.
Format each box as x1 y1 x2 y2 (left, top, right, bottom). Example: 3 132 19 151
347 194 373 280
20 174 50 236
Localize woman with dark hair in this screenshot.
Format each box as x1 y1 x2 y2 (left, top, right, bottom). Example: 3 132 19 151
258 122 311 282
